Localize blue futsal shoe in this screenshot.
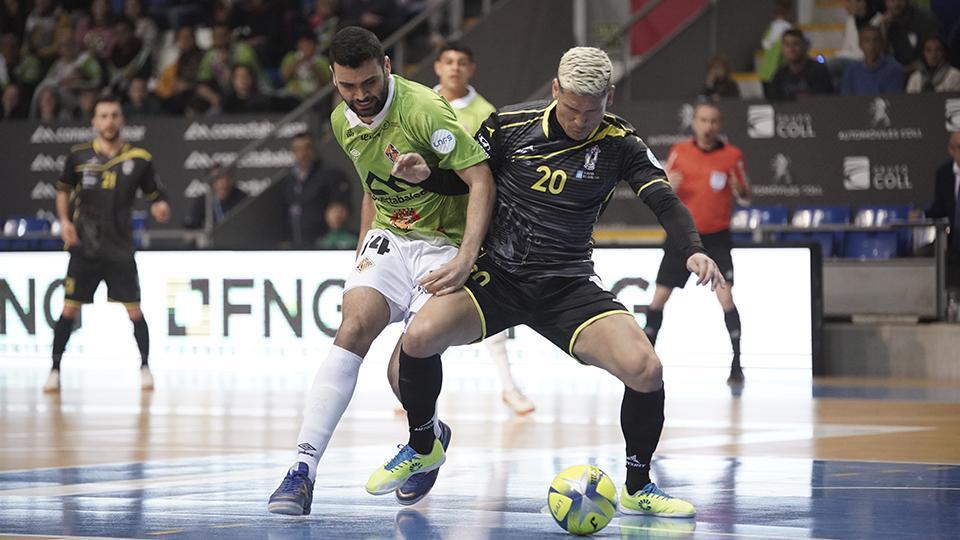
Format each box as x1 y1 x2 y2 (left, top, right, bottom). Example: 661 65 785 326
395 420 452 505
267 462 314 515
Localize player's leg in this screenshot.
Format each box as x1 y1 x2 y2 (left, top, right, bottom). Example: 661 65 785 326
270 230 411 514
366 289 482 496
105 257 152 389
646 247 689 346
46 256 97 392
571 314 695 518
485 331 535 415
705 231 741 383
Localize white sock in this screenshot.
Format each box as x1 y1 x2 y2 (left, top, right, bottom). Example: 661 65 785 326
295 345 363 481
485 331 517 392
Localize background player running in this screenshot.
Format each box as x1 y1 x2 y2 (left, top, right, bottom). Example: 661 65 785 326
429 41 534 415
267 27 494 515
644 101 751 385
44 95 171 393
371 47 724 518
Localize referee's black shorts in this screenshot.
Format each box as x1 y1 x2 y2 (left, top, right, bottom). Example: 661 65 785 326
64 254 141 306
656 229 735 289
462 254 631 362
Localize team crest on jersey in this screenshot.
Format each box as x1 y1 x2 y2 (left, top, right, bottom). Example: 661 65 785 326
384 143 400 163
390 208 422 229
584 146 600 171
356 256 375 272
122 160 134 175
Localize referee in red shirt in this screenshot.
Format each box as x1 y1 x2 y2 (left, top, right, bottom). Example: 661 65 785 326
645 101 751 384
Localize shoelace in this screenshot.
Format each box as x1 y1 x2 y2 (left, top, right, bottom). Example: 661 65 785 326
279 470 307 492
385 444 416 471
640 483 671 500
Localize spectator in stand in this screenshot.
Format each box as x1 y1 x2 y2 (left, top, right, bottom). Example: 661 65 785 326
841 25 905 94
74 87 98 119
702 54 740 99
227 0 284 69
154 25 204 114
75 0 117 61
336 0 402 42
196 22 263 110
0 0 28 42
766 29 834 100
831 0 884 85
184 166 248 230
107 17 153 95
280 32 330 99
123 76 162 116
874 0 941 69
315 200 357 250
149 1 208 31
0 32 42 95
758 0 794 89
32 84 69 122
221 63 271 113
38 28 103 112
24 0 69 67
931 0 960 69
307 0 338 51
279 131 351 247
123 0 158 59
906 35 960 92
1 82 27 119
925 131 960 293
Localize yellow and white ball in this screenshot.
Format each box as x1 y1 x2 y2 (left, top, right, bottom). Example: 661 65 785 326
548 465 618 535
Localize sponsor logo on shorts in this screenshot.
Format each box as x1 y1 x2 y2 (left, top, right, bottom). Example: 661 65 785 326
356 256 375 272
390 208 422 229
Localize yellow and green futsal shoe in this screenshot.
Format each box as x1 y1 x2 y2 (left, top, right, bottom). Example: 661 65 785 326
366 439 445 495
619 483 696 518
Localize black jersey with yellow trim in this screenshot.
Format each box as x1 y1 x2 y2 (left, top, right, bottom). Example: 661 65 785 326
57 140 166 260
471 99 672 278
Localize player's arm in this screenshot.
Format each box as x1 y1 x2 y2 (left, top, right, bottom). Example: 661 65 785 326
139 159 171 223
56 150 79 247
626 137 725 290
731 154 752 206
355 191 375 258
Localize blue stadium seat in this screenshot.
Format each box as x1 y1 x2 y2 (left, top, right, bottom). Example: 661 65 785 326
844 205 912 259
731 205 788 244
782 205 850 256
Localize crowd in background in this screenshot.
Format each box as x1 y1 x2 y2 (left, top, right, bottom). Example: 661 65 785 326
701 0 960 102
0 0 418 121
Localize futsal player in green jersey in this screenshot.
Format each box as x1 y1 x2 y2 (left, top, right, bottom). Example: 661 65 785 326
429 42 535 415
267 27 495 515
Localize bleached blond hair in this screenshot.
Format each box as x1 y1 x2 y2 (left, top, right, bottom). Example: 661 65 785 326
556 47 613 97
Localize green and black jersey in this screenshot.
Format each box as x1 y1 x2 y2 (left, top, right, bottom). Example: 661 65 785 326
57 140 166 260
473 100 676 278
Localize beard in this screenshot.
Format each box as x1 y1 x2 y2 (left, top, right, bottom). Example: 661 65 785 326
346 77 389 118
98 127 120 142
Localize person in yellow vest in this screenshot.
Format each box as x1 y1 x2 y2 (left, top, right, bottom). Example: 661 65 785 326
432 42 535 415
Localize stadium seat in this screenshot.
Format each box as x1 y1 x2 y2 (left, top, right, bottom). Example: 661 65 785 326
731 205 788 244
783 205 850 257
844 205 912 259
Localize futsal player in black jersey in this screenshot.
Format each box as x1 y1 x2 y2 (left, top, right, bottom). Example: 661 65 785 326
370 47 724 517
43 95 171 393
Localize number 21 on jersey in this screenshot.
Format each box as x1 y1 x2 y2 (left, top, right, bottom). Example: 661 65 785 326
531 165 567 195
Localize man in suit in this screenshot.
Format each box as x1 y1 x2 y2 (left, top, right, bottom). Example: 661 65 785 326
927 131 960 290
279 131 351 247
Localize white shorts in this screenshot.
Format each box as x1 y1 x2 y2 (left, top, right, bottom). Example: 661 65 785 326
343 228 459 325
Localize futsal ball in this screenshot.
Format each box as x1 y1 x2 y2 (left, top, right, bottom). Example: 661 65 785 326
548 464 618 535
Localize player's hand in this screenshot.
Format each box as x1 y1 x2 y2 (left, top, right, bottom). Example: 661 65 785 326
59 220 78 248
391 153 430 183
419 253 473 296
150 201 171 223
686 252 726 291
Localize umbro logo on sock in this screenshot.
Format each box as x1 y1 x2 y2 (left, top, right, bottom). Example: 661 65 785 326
412 420 434 432
298 443 318 457
626 455 648 469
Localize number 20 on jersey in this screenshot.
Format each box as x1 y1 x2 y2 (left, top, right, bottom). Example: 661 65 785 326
531 165 567 195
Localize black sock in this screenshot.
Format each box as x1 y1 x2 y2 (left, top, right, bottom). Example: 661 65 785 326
621 385 665 494
724 308 741 370
399 346 442 455
644 308 663 346
133 317 149 367
52 316 76 371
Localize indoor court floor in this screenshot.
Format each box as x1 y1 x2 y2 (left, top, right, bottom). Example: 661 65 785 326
0 363 958 539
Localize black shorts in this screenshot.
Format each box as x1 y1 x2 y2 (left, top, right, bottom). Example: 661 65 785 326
463 255 630 360
64 254 141 306
656 229 735 289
